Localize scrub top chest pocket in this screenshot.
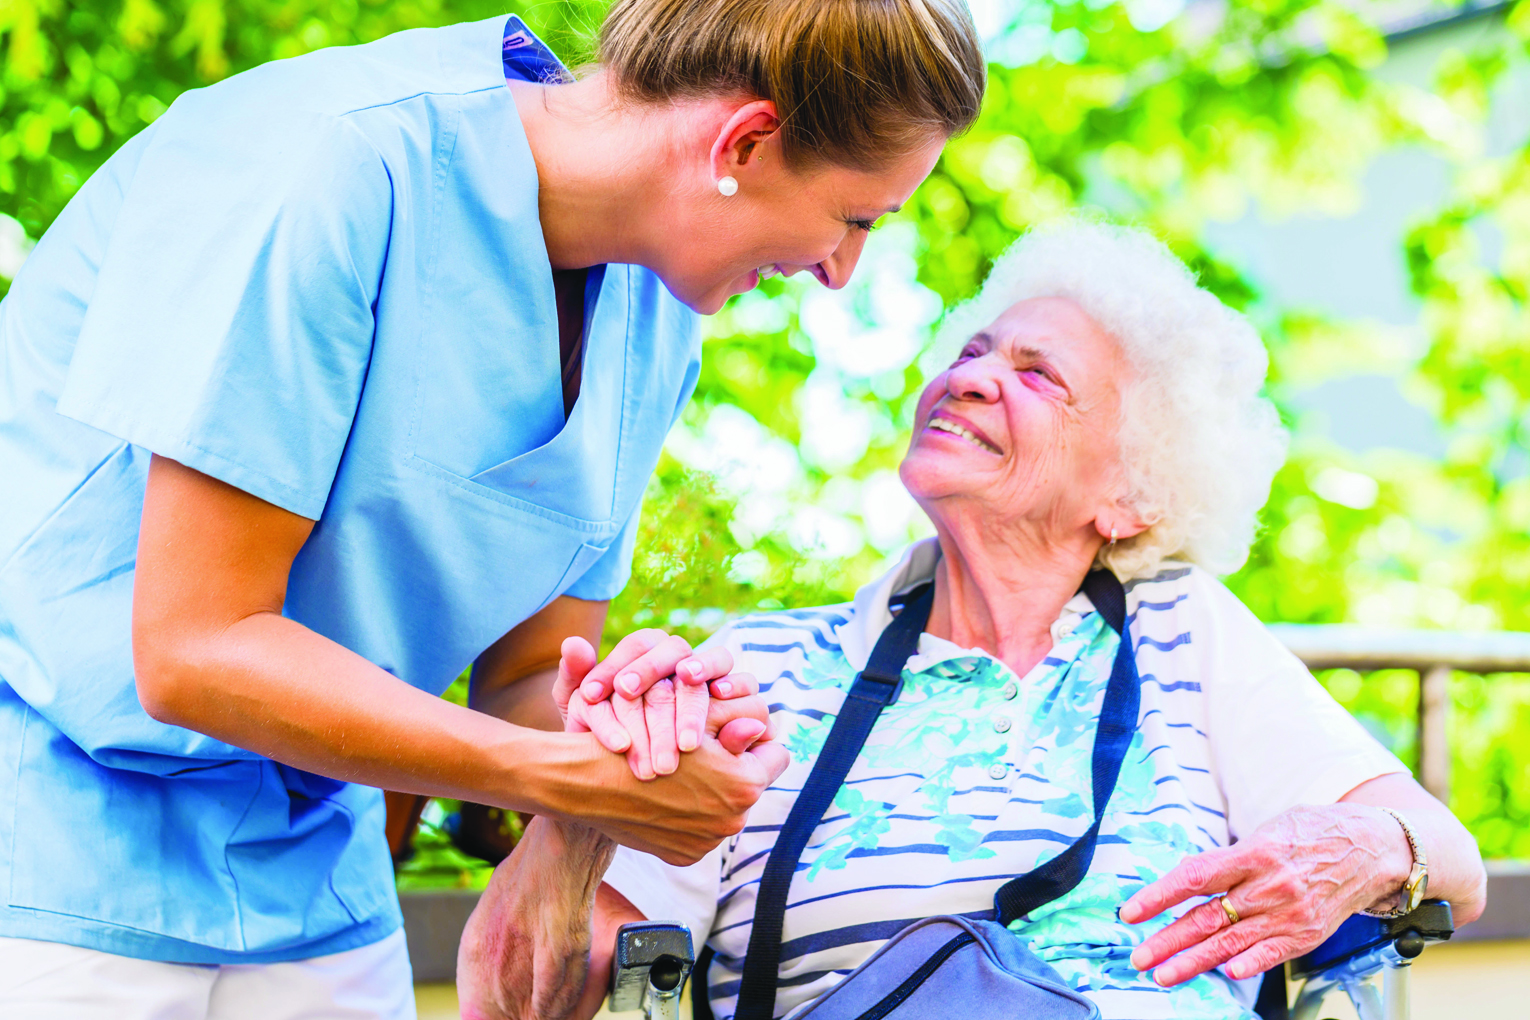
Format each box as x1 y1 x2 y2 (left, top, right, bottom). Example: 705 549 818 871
298 255 699 697
353 258 699 694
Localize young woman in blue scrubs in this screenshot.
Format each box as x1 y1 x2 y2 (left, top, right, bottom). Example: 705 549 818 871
0 2 984 1017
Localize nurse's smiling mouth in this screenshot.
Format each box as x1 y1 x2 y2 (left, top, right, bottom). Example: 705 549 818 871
740 263 782 292
744 262 831 291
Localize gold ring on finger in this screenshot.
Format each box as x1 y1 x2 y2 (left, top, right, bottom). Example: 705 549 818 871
1217 896 1240 927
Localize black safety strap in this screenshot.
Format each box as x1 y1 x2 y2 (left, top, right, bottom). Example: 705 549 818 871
991 569 1139 925
692 945 716 1020
732 583 935 1020
733 571 1140 1019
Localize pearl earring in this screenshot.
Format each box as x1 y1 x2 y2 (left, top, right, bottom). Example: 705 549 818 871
717 176 739 197
1109 527 1118 547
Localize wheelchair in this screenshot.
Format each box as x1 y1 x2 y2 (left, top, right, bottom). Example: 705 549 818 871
607 901 1454 1020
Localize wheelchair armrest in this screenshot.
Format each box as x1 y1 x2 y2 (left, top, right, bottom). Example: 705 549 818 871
608 921 695 1013
1288 899 1453 981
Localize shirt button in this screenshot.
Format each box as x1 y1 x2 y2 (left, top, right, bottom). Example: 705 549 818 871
992 716 1012 734
1000 682 1018 700
988 763 1009 780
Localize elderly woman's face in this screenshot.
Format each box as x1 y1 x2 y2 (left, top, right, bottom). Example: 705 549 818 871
900 297 1127 536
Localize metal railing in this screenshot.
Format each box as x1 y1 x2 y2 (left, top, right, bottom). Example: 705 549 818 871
1268 624 1530 805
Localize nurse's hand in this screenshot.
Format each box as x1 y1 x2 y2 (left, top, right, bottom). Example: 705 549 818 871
550 716 789 866
554 632 765 779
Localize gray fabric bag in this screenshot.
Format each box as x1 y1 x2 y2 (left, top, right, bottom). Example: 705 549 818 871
724 572 1139 1020
786 914 1098 1020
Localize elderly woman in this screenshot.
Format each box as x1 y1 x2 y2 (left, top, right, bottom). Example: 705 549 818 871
462 220 1486 1020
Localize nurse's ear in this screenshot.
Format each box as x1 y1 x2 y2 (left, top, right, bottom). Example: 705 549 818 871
707 99 782 192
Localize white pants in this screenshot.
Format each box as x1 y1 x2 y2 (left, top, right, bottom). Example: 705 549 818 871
0 930 417 1020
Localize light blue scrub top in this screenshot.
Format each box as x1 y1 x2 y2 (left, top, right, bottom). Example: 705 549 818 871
0 15 700 963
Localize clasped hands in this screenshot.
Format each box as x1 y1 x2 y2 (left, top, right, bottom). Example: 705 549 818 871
455 628 780 1020
551 627 771 779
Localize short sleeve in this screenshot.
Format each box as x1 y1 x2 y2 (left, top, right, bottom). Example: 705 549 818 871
563 352 700 602
564 502 643 601
1198 577 1409 840
55 98 391 520
602 842 724 950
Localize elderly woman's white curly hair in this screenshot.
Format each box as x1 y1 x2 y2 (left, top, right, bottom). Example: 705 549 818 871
935 217 1289 579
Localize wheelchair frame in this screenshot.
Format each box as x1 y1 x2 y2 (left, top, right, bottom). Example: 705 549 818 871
1259 900 1454 1020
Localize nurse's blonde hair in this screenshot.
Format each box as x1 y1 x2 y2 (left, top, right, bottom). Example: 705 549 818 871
598 0 986 170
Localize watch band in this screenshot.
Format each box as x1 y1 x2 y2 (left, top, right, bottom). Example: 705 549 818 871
1363 806 1428 918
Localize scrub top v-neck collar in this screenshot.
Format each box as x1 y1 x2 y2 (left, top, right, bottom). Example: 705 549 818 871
500 17 609 426
485 17 627 520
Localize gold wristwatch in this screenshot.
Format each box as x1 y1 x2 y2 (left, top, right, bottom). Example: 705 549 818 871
1364 806 1429 918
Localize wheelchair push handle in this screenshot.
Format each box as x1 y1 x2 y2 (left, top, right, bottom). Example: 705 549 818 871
1289 899 1453 981
609 921 695 1020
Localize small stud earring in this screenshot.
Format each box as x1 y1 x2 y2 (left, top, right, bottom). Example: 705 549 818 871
1109 527 1118 547
717 176 738 197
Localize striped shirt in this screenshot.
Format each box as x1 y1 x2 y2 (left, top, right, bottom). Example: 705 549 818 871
604 540 1405 1019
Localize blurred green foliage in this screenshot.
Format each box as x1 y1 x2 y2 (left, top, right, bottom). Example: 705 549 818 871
605 456 849 647
0 0 614 245
4 0 1529 866
394 798 501 892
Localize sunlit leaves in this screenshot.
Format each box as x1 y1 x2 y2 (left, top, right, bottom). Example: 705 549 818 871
604 458 851 650
0 0 521 235
118 0 168 52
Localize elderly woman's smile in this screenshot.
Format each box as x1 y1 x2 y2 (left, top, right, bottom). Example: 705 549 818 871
924 411 1002 454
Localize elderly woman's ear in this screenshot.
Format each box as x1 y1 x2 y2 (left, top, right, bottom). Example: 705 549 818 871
1091 476 1151 550
1094 516 1149 546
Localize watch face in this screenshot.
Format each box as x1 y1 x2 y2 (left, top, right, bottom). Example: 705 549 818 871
1406 864 1428 911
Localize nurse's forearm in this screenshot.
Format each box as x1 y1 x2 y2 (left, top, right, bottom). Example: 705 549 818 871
471 594 609 733
133 454 591 811
473 665 564 732
137 601 788 867
139 605 576 808
139 600 783 867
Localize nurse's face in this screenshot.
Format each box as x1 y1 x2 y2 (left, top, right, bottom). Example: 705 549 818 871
670 134 946 315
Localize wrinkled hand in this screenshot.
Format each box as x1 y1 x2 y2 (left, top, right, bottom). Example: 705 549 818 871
457 817 616 1020
1120 804 1414 986
554 629 767 780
